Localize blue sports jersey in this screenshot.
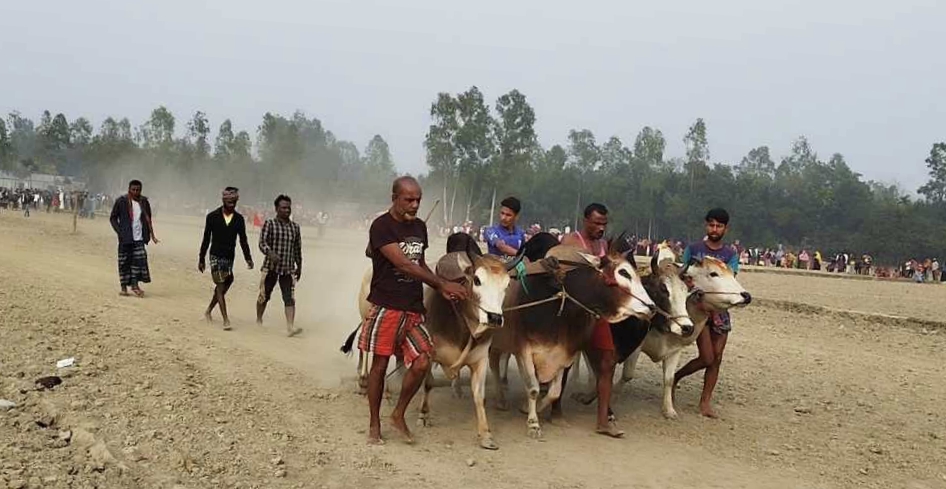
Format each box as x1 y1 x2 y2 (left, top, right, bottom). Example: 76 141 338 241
483 225 525 261
682 240 740 273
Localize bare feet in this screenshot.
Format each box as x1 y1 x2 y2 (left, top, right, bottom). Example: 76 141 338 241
389 415 415 444
204 311 212 323
595 422 626 438
222 320 232 331
367 426 385 445
131 287 144 298
287 327 302 337
119 290 130 297
700 403 719 419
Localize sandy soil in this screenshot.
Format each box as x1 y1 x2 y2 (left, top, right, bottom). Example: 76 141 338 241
1 211 945 489
739 271 946 324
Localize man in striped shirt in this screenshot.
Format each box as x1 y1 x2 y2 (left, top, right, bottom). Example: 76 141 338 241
257 194 303 337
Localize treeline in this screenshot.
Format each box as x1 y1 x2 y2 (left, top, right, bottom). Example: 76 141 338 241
3 91 945 264
0 108 397 209
422 86 946 264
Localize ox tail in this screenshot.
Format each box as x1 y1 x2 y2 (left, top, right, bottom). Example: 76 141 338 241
340 325 359 355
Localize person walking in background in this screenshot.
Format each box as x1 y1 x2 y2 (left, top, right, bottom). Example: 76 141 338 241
199 187 254 331
257 195 302 337
109 179 159 297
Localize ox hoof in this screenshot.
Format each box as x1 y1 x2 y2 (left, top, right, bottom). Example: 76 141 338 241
527 425 543 440
571 392 596 406
662 409 679 420
478 436 499 450
417 413 432 428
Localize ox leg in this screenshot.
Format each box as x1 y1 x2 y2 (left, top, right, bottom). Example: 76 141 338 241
417 369 435 428
451 365 464 399
573 350 606 406
471 359 498 450
514 353 543 439
536 370 564 414
489 350 509 411
662 350 683 419
617 348 642 394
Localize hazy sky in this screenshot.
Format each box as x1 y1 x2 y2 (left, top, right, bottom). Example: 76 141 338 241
2 0 943 191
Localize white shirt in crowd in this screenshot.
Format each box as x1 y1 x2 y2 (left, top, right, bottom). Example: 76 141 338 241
132 200 143 242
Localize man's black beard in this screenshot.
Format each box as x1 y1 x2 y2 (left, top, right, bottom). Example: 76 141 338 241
707 234 723 243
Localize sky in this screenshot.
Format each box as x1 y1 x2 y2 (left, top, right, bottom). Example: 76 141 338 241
1 0 943 192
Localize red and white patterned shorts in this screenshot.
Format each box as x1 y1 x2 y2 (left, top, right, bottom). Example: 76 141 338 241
358 305 432 365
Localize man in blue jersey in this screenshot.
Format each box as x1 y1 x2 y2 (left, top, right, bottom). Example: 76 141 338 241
674 208 740 418
483 197 525 263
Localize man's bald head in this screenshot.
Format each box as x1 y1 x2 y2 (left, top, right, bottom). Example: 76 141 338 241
392 176 420 197
390 176 422 222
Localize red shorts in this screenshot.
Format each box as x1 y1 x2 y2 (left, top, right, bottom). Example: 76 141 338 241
590 318 615 351
358 305 432 365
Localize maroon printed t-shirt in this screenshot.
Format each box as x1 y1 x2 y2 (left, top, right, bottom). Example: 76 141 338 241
366 212 428 313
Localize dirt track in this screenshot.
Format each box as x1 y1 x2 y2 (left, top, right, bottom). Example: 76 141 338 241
2 212 945 489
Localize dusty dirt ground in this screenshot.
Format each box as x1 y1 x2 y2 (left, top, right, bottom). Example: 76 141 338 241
2 211 945 489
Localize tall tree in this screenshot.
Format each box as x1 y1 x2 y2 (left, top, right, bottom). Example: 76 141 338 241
214 119 235 160
491 89 538 222
567 129 600 227
633 126 666 167
425 92 462 225
0 119 11 171
454 86 496 222
69 118 93 147
364 134 394 173
683 118 709 192
140 106 176 150
187 111 211 160
918 142 946 203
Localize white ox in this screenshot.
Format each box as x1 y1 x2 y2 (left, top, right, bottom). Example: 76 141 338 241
621 246 751 419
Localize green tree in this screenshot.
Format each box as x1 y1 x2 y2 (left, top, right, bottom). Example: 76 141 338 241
490 89 538 223
140 106 176 150
0 119 12 171
918 142 946 203
214 119 235 160
187 111 211 160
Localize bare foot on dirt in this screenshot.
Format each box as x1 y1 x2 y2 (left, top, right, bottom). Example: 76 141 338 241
389 415 415 444
204 311 212 323
222 320 232 331
596 422 625 438
287 327 301 337
367 427 385 445
119 289 130 297
700 404 719 419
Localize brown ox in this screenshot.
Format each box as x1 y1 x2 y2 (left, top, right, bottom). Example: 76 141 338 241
489 244 656 439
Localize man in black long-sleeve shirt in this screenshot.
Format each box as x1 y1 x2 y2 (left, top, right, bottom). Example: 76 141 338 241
198 187 254 330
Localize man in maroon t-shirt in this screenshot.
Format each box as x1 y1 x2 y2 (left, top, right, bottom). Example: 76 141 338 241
359 176 468 445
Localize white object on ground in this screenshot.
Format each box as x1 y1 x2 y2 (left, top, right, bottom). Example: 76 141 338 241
56 357 75 369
